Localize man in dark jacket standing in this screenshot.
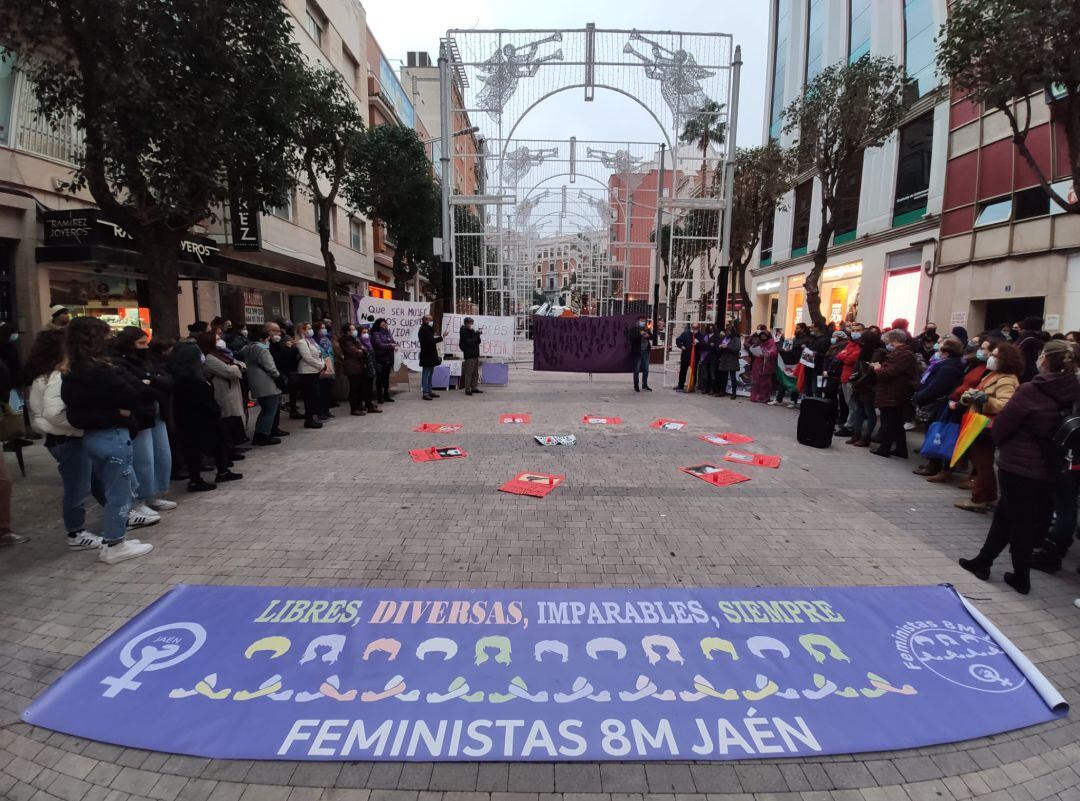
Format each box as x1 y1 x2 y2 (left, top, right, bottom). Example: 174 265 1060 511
417 316 443 401
1016 316 1045 383
459 317 483 396
626 316 652 392
674 323 696 392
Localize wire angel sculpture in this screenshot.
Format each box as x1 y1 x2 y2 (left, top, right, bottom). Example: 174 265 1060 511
623 33 714 119
501 145 559 186
476 34 564 121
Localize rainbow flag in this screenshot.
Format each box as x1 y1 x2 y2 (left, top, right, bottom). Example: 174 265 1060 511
950 410 989 467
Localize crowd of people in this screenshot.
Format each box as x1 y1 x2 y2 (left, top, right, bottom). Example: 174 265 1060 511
673 314 1080 597
0 310 465 562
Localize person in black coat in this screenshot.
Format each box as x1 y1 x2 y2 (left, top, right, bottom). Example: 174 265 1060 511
417 315 443 401
674 323 696 391
459 317 483 396
911 336 966 478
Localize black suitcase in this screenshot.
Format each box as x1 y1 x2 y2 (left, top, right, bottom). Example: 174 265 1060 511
797 396 837 448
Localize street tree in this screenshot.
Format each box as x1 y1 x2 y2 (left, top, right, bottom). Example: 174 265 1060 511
296 66 365 325
0 0 305 337
680 101 727 189
721 142 796 327
345 124 440 300
937 0 1080 214
782 57 906 328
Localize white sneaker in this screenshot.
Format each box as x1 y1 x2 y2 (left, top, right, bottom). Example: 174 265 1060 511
903 422 916 431
127 505 160 529
767 400 779 406
146 498 177 511
98 540 153 564
67 531 103 550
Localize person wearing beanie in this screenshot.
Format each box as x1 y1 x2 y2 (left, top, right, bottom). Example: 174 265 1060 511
1016 316 1045 383
44 305 70 331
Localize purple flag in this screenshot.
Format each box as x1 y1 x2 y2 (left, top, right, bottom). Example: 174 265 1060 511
533 315 638 373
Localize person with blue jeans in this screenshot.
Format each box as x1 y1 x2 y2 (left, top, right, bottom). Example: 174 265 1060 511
61 317 154 564
626 316 653 392
417 315 443 401
240 326 284 445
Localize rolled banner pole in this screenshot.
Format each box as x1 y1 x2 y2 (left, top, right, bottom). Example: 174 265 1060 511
955 589 1068 712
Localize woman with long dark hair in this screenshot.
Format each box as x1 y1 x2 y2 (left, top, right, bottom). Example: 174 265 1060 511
113 327 176 521
60 317 153 563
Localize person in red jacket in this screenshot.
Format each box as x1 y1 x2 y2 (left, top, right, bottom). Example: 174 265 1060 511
959 340 1080 594
833 325 863 436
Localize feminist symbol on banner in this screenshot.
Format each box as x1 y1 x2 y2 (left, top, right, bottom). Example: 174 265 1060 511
499 472 564 497
723 450 782 469
650 418 688 431
101 623 207 697
409 447 468 463
700 432 755 446
679 464 750 488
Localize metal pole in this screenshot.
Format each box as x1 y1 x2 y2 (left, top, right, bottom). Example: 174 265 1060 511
438 41 454 315
717 45 742 328
651 142 666 332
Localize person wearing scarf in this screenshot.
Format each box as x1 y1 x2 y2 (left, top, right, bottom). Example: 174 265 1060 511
747 330 778 403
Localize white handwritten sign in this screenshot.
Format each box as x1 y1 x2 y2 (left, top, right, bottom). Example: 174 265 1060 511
443 314 515 361
352 295 431 371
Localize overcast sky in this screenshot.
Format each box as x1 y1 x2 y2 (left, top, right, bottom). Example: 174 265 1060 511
365 0 770 149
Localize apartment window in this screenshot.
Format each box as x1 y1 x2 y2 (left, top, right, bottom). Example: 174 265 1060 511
535 265 541 274
974 196 1012 228
342 48 360 93
269 191 293 222
805 0 826 85
903 0 937 100
1014 186 1052 221
848 0 871 62
536 279 542 289
0 49 15 146
349 217 366 251
305 8 323 47
893 113 934 226
760 210 775 262
833 151 863 239
791 180 813 252
769 0 793 140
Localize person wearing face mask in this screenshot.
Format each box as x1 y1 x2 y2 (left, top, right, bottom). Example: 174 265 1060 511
674 322 696 392
959 340 1080 594
716 324 742 399
112 326 175 524
626 316 652 393
294 322 325 428
370 318 398 402
460 317 484 396
259 322 291 439
224 322 249 354
1015 316 1045 383
312 322 337 421
868 329 917 458
340 323 381 415
915 323 939 360
203 328 247 454
953 341 1023 512
911 336 966 479
238 326 282 446
747 329 778 403
832 327 862 436
417 315 444 401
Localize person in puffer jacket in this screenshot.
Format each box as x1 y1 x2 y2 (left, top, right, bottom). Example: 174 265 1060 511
959 339 1080 594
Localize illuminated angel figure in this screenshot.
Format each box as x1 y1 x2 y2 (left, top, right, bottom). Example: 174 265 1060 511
476 34 564 120
514 190 550 228
586 147 642 174
578 190 614 224
623 33 714 118
501 145 558 186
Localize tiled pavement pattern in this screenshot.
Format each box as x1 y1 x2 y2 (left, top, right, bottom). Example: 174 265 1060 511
1 366 1079 801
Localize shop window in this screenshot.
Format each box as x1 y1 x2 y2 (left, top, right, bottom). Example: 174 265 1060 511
791 180 813 254
1014 186 1051 221
269 192 293 222
769 0 793 140
305 7 324 47
350 217 366 252
833 150 863 240
848 0 871 63
974 195 1012 228
903 0 938 101
881 267 922 330
805 0 827 85
894 113 934 226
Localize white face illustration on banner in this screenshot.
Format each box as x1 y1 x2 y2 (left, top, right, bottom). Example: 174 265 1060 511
101 622 207 697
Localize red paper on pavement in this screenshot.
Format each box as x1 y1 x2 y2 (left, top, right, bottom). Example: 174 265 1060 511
722 449 781 468
500 414 532 424
409 446 468 463
413 422 464 433
582 415 622 425
700 432 755 446
679 464 750 487
498 471 565 497
649 418 688 430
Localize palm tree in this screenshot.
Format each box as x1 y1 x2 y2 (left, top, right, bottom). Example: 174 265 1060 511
679 100 727 191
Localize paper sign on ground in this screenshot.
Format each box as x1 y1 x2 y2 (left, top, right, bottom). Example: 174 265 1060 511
499 471 564 497
535 435 577 446
723 450 781 468
650 418 688 430
679 464 751 487
22 585 1065 762
352 295 430 371
582 415 622 425
409 447 468 463
500 414 532 424
700 431 755 446
413 422 464 434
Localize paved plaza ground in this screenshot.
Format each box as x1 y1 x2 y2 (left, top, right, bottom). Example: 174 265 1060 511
1 365 1079 801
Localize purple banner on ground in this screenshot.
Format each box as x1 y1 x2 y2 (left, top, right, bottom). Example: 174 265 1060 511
22 585 1065 762
533 315 637 373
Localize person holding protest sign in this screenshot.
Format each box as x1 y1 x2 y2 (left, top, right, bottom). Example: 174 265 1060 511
460 317 483 396
417 316 443 401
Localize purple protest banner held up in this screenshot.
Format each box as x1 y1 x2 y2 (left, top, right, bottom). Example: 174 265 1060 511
22 585 1066 762
533 315 637 373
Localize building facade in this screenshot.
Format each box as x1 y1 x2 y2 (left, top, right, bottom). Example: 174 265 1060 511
751 0 950 334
